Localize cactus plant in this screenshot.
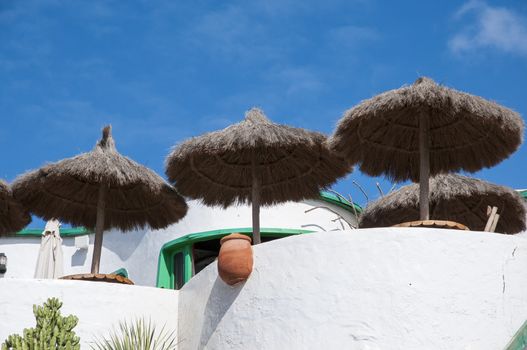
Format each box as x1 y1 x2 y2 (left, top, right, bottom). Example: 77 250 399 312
2 297 80 350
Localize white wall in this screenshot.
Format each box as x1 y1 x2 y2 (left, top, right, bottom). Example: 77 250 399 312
178 228 527 350
0 199 357 286
0 279 178 348
3 228 527 350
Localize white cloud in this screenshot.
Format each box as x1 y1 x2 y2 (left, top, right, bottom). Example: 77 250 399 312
270 66 325 96
182 4 292 64
449 0 527 56
329 25 379 49
189 5 263 57
179 2 377 64
251 0 371 17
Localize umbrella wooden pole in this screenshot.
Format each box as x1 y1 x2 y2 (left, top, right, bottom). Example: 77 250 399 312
419 114 430 220
251 160 261 245
91 185 107 274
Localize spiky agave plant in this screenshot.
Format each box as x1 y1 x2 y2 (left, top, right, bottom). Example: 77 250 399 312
90 318 177 350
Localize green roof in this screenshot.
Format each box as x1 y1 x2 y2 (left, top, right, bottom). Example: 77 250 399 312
319 191 362 214
15 227 91 237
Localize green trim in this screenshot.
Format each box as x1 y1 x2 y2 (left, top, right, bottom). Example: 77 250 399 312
319 191 362 213
505 320 527 350
111 268 129 278
183 245 193 284
15 227 91 237
156 227 313 289
157 243 172 289
519 190 527 200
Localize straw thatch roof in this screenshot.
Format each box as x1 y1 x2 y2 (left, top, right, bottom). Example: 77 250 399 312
13 126 188 231
329 77 524 182
166 108 352 207
0 180 31 235
359 174 527 234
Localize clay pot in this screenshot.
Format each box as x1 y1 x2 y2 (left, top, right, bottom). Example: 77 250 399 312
218 233 253 286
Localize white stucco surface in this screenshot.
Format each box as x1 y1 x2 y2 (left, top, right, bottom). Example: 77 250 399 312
0 198 356 286
0 279 178 348
178 228 527 350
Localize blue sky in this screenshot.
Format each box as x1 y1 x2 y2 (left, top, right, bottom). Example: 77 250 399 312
1 0 526 227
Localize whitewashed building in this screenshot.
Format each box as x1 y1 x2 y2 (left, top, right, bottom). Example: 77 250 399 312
1 191 527 349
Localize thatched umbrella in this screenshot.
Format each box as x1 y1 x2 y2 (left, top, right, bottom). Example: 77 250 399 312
13 126 188 274
360 174 526 234
330 77 524 221
0 180 31 235
166 108 351 244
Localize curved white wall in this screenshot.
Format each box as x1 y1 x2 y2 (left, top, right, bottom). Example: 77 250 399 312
3 228 527 349
178 228 527 350
0 279 178 348
0 198 356 286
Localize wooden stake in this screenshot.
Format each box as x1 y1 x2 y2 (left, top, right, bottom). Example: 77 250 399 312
484 206 498 232
490 213 500 233
419 113 430 220
91 185 107 274
251 159 261 245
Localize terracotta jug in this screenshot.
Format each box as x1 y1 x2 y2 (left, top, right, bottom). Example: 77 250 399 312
218 233 253 285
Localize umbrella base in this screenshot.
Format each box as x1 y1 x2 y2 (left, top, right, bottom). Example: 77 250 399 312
60 273 134 285
393 220 469 231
